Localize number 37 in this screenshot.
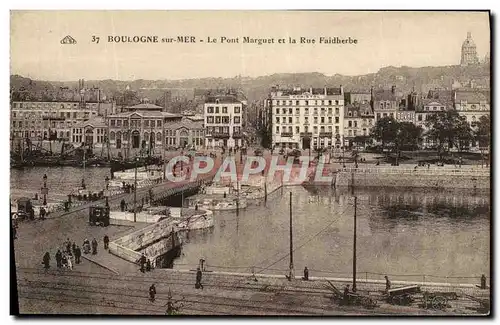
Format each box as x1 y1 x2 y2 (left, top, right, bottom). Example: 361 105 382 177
92 36 100 44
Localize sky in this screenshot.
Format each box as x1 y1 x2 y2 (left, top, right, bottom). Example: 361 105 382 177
10 11 491 81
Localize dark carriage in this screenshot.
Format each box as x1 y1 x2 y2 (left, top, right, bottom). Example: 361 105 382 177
325 281 378 309
89 205 110 227
386 285 421 305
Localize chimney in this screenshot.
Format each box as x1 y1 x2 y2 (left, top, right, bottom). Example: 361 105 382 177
391 85 396 94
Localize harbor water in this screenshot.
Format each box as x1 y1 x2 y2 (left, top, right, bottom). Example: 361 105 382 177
10 167 490 284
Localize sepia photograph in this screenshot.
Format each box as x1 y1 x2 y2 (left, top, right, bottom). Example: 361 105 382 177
9 10 491 316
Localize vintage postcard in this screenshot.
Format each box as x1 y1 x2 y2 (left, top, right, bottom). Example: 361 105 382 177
10 10 491 316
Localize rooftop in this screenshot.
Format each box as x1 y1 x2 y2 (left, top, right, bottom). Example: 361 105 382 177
109 110 182 119
455 90 490 104
205 96 241 104
73 117 107 128
164 118 204 130
124 103 164 110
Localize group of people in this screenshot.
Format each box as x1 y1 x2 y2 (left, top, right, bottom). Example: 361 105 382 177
139 253 153 273
42 236 110 270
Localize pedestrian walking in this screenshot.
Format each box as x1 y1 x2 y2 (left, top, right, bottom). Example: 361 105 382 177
140 253 147 273
72 242 77 256
83 239 91 254
55 249 62 268
302 267 309 281
385 275 391 292
120 199 126 212
39 207 46 220
74 245 81 264
67 254 73 270
146 259 152 272
195 267 204 289
343 285 350 304
103 235 109 250
42 252 50 269
149 284 156 302
91 238 98 255
65 238 72 254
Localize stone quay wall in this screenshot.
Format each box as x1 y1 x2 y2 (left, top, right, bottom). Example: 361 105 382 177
335 167 490 189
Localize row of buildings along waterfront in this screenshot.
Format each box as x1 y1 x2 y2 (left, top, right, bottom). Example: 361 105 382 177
264 84 489 150
10 84 490 152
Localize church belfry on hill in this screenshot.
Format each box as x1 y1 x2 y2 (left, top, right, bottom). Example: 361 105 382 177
460 32 479 66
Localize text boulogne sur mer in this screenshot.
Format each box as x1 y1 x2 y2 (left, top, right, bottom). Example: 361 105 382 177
106 35 358 45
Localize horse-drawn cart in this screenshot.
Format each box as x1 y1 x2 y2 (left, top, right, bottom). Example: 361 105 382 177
325 281 378 309
386 285 421 306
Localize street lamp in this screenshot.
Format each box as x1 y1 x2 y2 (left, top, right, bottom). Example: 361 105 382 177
104 176 110 208
133 157 138 222
42 174 48 206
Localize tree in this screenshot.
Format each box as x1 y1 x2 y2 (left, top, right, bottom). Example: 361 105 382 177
397 122 423 151
425 110 473 160
475 115 491 148
370 117 399 152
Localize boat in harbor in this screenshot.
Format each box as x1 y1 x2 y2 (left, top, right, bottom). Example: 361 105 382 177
173 209 214 231
187 195 248 211
110 156 163 174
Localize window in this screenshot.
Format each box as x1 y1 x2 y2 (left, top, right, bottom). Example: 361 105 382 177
234 106 241 113
124 120 129 127
328 117 332 123
380 103 384 108
305 100 309 105
313 126 318 134
354 111 358 117
276 108 279 114
304 117 309 123
305 108 309 114
282 108 287 114
276 117 280 124
296 126 300 134
296 108 300 114
328 107 332 114
296 100 299 105
354 121 358 128
328 126 332 132
208 116 214 123
288 108 292 114
321 117 326 123
234 116 241 124
222 116 229 124
348 130 352 136
314 107 318 114
377 113 381 119
295 117 299 123
348 121 352 127
215 116 221 123
329 100 332 105
157 120 162 127
207 106 214 113
335 100 339 105
117 120 122 127
215 107 219 114
282 117 286 123
222 106 228 113
335 108 339 115
353 130 357 136
144 120 150 127
110 119 115 127
314 117 318 124
288 117 292 123
335 117 339 124
234 126 241 134
304 126 309 133
276 126 279 133
348 112 352 117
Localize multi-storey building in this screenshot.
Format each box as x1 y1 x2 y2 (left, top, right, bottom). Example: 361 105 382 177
105 111 182 151
204 95 244 148
344 102 374 147
269 87 344 150
164 118 205 149
344 90 371 105
372 86 402 123
71 117 108 146
454 89 490 149
10 100 115 141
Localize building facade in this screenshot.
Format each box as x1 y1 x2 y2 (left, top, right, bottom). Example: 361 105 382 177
344 102 374 147
10 100 115 141
269 87 345 150
373 86 402 123
106 111 182 151
164 118 205 149
71 117 108 147
204 96 244 148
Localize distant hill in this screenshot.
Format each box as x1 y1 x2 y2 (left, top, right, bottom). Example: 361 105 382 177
10 64 490 103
